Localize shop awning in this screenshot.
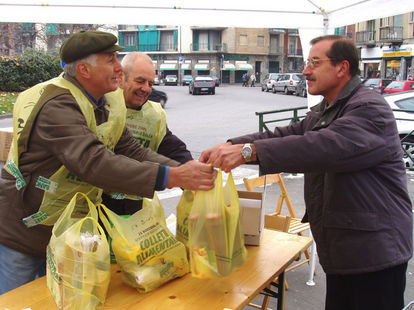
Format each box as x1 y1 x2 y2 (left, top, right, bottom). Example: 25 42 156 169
361 60 381 63
194 63 210 71
160 63 178 70
236 63 253 71
181 63 191 70
222 63 236 71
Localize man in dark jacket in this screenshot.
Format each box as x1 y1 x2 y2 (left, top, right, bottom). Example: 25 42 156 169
102 52 193 214
200 35 413 310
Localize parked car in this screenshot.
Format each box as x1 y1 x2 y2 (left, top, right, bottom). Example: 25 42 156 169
363 78 392 94
182 75 193 86
164 74 178 86
295 77 307 98
383 91 414 168
148 87 167 108
189 76 215 95
261 73 280 92
153 75 162 85
273 73 303 94
210 75 220 86
383 80 414 94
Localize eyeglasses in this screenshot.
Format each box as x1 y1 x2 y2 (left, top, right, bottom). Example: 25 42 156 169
305 58 332 68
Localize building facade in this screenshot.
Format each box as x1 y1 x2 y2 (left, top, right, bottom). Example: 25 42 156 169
350 12 414 80
3 12 413 83
117 25 304 84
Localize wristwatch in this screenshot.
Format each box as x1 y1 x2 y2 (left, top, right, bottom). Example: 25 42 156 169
241 143 253 162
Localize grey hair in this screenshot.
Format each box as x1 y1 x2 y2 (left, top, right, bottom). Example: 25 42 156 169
63 54 98 77
121 52 154 80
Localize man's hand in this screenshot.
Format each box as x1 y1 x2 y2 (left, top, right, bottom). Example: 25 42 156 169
199 142 245 173
167 160 217 191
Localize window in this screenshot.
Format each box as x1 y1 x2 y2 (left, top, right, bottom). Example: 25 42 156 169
160 31 175 50
288 37 297 54
240 35 248 46
380 17 390 27
257 35 265 47
410 12 414 23
124 33 135 46
198 31 209 50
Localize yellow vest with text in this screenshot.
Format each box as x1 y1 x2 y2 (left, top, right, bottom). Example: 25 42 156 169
106 97 167 201
4 74 126 227
125 99 167 152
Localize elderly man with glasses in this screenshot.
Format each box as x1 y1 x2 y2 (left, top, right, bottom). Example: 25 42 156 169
200 35 412 310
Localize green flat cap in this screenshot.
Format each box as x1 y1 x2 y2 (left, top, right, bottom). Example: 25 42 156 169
60 30 124 63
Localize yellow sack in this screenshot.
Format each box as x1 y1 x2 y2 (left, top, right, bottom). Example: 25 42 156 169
176 190 195 248
99 194 189 293
188 170 247 278
46 192 110 310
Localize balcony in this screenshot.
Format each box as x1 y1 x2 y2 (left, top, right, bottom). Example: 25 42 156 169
355 31 376 46
269 28 285 34
121 43 178 52
288 48 303 57
191 43 227 52
379 26 403 45
269 46 282 55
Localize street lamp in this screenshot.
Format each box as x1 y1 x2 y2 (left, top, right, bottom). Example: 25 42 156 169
220 54 224 84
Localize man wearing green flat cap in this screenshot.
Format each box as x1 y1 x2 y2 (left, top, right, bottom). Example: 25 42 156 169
0 30 216 294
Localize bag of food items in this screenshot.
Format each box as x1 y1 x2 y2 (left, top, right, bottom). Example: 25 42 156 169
176 189 195 249
46 192 110 310
99 193 189 293
188 170 247 278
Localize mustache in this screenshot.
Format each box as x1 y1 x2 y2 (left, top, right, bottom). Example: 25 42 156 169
306 77 316 81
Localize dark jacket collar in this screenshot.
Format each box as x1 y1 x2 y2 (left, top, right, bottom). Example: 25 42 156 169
311 76 362 130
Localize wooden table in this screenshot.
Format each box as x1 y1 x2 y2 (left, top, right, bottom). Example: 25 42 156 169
0 229 312 310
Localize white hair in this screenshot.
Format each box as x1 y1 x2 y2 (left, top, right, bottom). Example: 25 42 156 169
63 54 98 77
121 52 153 80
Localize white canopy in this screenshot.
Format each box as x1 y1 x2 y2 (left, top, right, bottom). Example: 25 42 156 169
0 1 412 27
1 1 413 30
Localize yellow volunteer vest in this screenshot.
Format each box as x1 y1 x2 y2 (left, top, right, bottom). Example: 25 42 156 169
5 74 126 227
106 99 167 201
125 100 167 152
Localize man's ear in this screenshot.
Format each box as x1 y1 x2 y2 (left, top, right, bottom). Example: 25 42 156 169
77 63 91 79
337 60 350 77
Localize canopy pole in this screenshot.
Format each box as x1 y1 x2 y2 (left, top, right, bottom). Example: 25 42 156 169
323 12 329 35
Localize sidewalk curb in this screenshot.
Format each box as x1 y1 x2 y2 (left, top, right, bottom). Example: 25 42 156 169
0 114 12 120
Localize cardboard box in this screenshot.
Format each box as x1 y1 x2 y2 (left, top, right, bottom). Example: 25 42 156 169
238 190 265 246
0 129 13 162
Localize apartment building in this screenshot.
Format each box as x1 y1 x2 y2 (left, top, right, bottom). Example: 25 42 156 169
118 25 303 84
348 12 414 80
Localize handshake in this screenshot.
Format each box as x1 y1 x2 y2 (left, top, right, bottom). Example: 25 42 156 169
168 142 255 191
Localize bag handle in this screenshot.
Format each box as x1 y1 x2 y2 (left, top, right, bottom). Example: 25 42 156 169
97 204 117 239
53 192 98 231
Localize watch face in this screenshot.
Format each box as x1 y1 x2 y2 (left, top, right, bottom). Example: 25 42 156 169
242 144 252 158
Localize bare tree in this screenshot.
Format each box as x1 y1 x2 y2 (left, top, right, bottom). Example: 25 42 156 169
0 23 118 55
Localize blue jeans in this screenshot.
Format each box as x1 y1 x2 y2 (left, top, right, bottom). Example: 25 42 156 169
0 243 46 294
